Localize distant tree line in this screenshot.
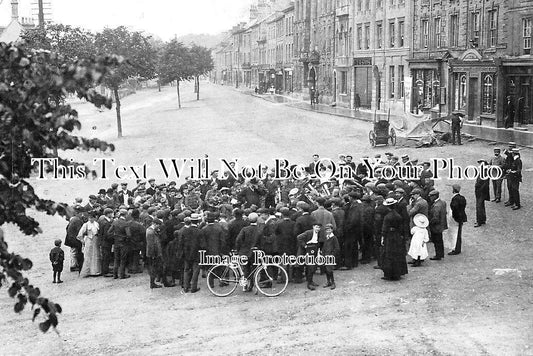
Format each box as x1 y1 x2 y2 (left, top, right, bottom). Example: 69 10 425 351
22 24 214 137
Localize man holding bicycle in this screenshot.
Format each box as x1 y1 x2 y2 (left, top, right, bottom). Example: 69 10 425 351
235 212 261 292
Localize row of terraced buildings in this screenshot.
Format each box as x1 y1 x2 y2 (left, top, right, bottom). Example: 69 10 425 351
211 0 533 127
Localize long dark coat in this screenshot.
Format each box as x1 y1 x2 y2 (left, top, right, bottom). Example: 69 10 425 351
381 208 408 279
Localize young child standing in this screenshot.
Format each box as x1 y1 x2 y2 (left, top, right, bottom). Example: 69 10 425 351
321 224 340 289
408 214 430 267
50 239 65 283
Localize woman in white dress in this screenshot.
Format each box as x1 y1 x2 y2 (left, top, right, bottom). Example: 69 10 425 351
77 213 102 277
408 214 429 267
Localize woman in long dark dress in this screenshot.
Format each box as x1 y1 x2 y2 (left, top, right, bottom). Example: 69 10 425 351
381 198 408 280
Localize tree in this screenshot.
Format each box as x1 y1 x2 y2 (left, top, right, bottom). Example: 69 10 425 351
0 42 119 332
95 27 156 137
189 44 214 101
159 39 194 109
21 23 96 61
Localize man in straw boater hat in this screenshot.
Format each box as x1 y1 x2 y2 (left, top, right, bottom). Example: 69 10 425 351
380 197 408 281
408 214 429 267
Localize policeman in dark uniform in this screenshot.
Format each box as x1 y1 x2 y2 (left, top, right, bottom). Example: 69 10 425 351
507 148 522 210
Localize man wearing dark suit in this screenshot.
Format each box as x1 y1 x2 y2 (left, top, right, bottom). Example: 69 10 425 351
202 212 227 288
343 191 364 269
331 199 345 267
64 207 84 272
503 142 516 205
146 178 157 196
428 190 448 260
107 209 132 279
275 208 296 283
227 209 248 251
293 202 315 281
407 188 429 229
507 149 522 210
235 213 261 291
98 208 114 276
451 112 464 145
474 160 490 227
117 182 133 207
128 209 146 274
297 223 322 290
449 184 467 255
179 214 203 293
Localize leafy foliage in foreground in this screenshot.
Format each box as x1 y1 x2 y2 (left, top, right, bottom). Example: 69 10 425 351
0 42 119 332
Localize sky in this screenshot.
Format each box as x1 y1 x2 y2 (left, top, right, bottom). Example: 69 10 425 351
0 0 252 39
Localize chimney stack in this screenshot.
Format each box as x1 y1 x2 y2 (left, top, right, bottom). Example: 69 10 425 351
11 0 19 21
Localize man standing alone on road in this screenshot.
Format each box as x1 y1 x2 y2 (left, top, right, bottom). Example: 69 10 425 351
474 160 490 227
451 112 464 145
428 190 447 261
449 184 466 255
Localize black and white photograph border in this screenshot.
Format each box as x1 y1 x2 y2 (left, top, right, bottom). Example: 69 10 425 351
1 0 532 355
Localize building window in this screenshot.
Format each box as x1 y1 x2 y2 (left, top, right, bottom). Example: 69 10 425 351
364 23 370 49
389 66 395 98
340 71 347 94
377 0 382 8
399 20 405 47
414 69 436 109
524 18 532 54
488 10 497 47
357 25 362 50
434 17 441 48
399 65 404 98
389 22 395 48
471 12 480 47
357 0 362 12
482 74 495 114
377 23 383 49
454 73 467 110
450 14 459 47
421 19 429 48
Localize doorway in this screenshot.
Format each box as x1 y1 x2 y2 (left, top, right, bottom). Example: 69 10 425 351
468 77 479 121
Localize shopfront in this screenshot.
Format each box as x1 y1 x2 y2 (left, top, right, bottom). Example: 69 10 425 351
503 59 533 125
449 50 500 127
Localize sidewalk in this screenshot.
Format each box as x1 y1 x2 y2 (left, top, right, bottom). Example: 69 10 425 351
235 86 533 149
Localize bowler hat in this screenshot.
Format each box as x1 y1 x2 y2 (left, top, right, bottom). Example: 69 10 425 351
54 239 62 246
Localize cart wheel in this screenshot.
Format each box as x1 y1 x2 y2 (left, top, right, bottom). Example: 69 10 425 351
390 128 397 146
369 131 376 147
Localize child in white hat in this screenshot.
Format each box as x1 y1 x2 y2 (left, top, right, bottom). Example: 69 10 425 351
408 213 429 267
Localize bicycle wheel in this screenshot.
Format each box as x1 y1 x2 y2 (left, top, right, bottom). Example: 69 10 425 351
206 264 239 297
254 264 288 297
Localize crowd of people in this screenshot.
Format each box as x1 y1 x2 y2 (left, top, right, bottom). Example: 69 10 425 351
54 144 522 292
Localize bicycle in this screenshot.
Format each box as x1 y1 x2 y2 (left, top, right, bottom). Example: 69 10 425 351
206 250 288 297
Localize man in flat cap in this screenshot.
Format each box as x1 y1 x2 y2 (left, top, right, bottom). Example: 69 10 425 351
489 148 505 203
407 188 429 228
474 159 490 227
146 217 164 288
449 184 467 255
428 190 447 260
146 178 157 196
108 209 132 279
297 222 322 290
